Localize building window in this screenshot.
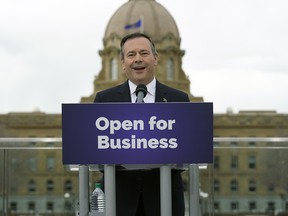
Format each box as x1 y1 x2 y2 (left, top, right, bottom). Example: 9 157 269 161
47 142 55 147
249 201 257 212
64 179 73 192
230 179 238 192
28 202 35 212
11 158 18 169
214 179 220 192
268 184 275 192
46 202 54 212
249 179 257 192
166 58 174 80
110 58 118 80
231 202 239 212
47 156 55 170
64 201 72 211
46 179 54 192
248 155 256 169
214 156 219 169
10 202 17 212
28 179 36 192
214 202 220 211
28 157 36 171
29 140 36 146
231 155 238 169
266 202 275 214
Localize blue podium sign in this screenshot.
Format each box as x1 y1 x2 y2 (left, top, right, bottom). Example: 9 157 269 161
62 102 213 165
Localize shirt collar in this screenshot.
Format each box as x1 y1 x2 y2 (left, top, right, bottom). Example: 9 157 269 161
146 77 156 97
128 77 156 96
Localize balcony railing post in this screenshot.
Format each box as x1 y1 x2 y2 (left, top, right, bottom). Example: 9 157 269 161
189 164 200 216
160 165 172 216
104 164 116 216
79 165 89 216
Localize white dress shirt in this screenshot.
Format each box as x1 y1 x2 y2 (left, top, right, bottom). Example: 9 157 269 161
128 78 156 103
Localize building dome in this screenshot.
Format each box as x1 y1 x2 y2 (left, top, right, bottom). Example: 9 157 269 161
81 0 203 103
104 0 180 42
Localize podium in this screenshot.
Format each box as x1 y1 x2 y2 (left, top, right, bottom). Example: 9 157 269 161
62 102 213 216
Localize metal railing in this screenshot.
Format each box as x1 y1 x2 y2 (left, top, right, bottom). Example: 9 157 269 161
1 137 288 216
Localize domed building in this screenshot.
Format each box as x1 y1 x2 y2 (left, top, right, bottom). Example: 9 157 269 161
81 0 203 102
1 1 288 216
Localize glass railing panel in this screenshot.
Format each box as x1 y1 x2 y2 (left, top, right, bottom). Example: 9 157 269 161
1 137 288 216
213 137 288 216
0 138 85 216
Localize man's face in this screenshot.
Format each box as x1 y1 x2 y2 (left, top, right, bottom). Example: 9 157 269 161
121 37 158 85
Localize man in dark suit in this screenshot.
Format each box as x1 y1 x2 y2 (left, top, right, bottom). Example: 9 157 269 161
94 32 189 216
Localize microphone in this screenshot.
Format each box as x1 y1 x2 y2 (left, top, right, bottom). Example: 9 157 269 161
135 84 147 103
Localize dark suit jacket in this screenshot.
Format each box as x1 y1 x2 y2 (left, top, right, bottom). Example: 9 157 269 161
94 80 189 216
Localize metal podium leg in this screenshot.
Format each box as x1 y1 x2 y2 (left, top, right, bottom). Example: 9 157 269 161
79 165 89 216
160 165 172 216
104 164 116 216
189 164 200 216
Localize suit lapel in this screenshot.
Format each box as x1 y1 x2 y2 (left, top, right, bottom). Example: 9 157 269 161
155 80 168 103
117 81 132 102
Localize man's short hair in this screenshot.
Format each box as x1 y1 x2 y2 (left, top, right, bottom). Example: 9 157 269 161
120 32 158 60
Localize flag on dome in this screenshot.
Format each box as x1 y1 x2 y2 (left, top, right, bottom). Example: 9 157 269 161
124 18 142 30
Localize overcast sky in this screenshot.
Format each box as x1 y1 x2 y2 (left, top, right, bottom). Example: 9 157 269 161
0 0 287 114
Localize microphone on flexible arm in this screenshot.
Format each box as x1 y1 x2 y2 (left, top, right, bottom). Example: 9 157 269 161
135 84 147 103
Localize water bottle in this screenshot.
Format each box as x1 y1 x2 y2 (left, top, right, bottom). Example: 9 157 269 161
90 183 105 213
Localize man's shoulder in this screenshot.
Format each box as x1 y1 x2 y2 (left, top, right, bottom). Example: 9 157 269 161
157 81 187 95
94 81 129 102
156 81 190 102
